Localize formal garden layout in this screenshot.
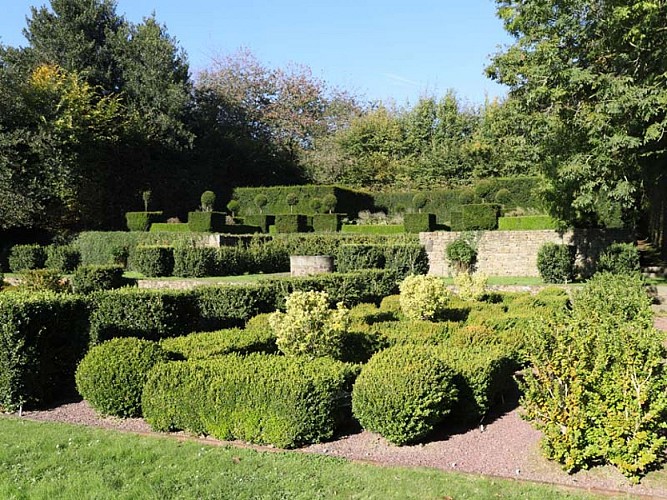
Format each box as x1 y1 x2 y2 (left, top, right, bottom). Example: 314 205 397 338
2 0 667 498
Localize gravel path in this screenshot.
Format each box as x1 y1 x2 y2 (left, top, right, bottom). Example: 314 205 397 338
13 318 667 498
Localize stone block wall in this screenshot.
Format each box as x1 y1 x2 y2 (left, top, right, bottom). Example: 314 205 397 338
419 229 632 277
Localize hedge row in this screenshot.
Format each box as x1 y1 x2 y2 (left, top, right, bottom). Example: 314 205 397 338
336 243 429 278
497 215 558 231
233 185 374 217
142 354 357 448
0 269 397 411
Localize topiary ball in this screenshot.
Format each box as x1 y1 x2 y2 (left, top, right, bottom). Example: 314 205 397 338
75 337 168 418
352 345 458 445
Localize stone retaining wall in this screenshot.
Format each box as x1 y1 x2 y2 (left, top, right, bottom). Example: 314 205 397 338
290 255 334 277
419 229 632 277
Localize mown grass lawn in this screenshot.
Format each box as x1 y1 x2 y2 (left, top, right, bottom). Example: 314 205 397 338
0 417 605 499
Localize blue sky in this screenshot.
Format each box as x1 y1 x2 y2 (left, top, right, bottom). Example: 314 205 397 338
1 0 513 105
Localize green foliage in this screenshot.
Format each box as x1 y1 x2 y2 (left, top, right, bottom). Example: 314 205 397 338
537 243 576 284
275 214 308 233
460 204 500 231
172 247 217 277
412 193 427 212
497 216 558 231
149 223 191 232
126 212 164 232
520 273 667 481
132 246 174 277
309 197 323 213
19 269 67 293
200 191 216 212
383 244 429 277
160 327 277 360
336 244 386 273
454 272 488 301
142 190 152 212
226 200 240 216
312 214 342 232
254 194 269 213
88 288 197 344
70 264 126 294
242 215 272 233
340 224 404 234
8 244 46 272
286 193 299 212
435 344 517 423
446 236 477 274
45 245 80 273
352 345 458 445
403 213 436 233
269 291 350 358
494 188 512 205
596 243 640 275
322 194 338 214
399 275 450 321
75 338 167 417
233 185 371 217
0 291 89 411
142 354 356 448
192 284 277 331
188 211 226 232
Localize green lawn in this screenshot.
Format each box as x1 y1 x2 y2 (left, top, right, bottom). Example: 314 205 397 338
0 417 605 499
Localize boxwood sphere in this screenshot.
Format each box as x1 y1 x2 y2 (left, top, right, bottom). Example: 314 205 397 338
75 337 168 418
352 345 458 445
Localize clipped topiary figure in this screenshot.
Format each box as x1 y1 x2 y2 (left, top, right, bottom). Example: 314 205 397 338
412 193 427 213
399 274 450 321
254 194 269 214
201 190 216 212
322 194 337 214
226 199 240 217
286 193 299 213
142 190 152 212
75 337 168 418
269 290 350 359
352 345 458 445
310 197 323 213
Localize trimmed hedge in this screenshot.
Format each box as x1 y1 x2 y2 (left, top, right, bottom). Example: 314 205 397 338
126 211 163 232
173 247 217 277
340 224 404 234
88 289 198 344
70 264 126 294
336 243 429 279
461 204 500 231
498 216 558 231
188 211 226 232
352 345 458 445
133 246 174 277
0 292 89 411
192 285 277 331
233 185 374 217
403 213 436 233
8 244 46 272
336 244 386 272
149 223 191 233
275 214 308 233
142 354 357 448
75 338 168 417
313 214 343 232
242 215 274 233
45 245 80 273
160 327 277 360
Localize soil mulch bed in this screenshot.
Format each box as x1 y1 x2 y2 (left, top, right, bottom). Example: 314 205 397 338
13 318 667 498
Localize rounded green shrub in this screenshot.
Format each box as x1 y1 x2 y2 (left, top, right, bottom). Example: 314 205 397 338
494 188 512 205
254 194 269 213
399 274 450 321
201 190 216 212
322 194 337 214
537 243 576 283
412 193 427 213
71 264 126 294
75 337 168 417
226 199 240 216
45 245 80 273
352 345 458 445
9 244 46 272
596 242 640 275
445 237 477 274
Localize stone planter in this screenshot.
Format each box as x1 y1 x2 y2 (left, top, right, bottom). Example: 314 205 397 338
290 255 334 277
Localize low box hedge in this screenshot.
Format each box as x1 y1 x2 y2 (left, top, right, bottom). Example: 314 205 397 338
160 327 277 360
8 244 47 272
45 245 80 273
340 224 405 235
149 223 191 233
132 246 174 277
242 215 274 233
191 284 277 331
0 291 89 411
126 212 164 232
142 354 357 448
188 211 226 232
312 214 344 232
70 264 127 294
460 204 500 231
403 213 436 233
336 244 386 273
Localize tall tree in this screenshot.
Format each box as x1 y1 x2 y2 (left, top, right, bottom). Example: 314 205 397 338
488 0 667 229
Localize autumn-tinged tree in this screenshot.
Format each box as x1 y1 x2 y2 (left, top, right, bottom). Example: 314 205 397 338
488 0 667 230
